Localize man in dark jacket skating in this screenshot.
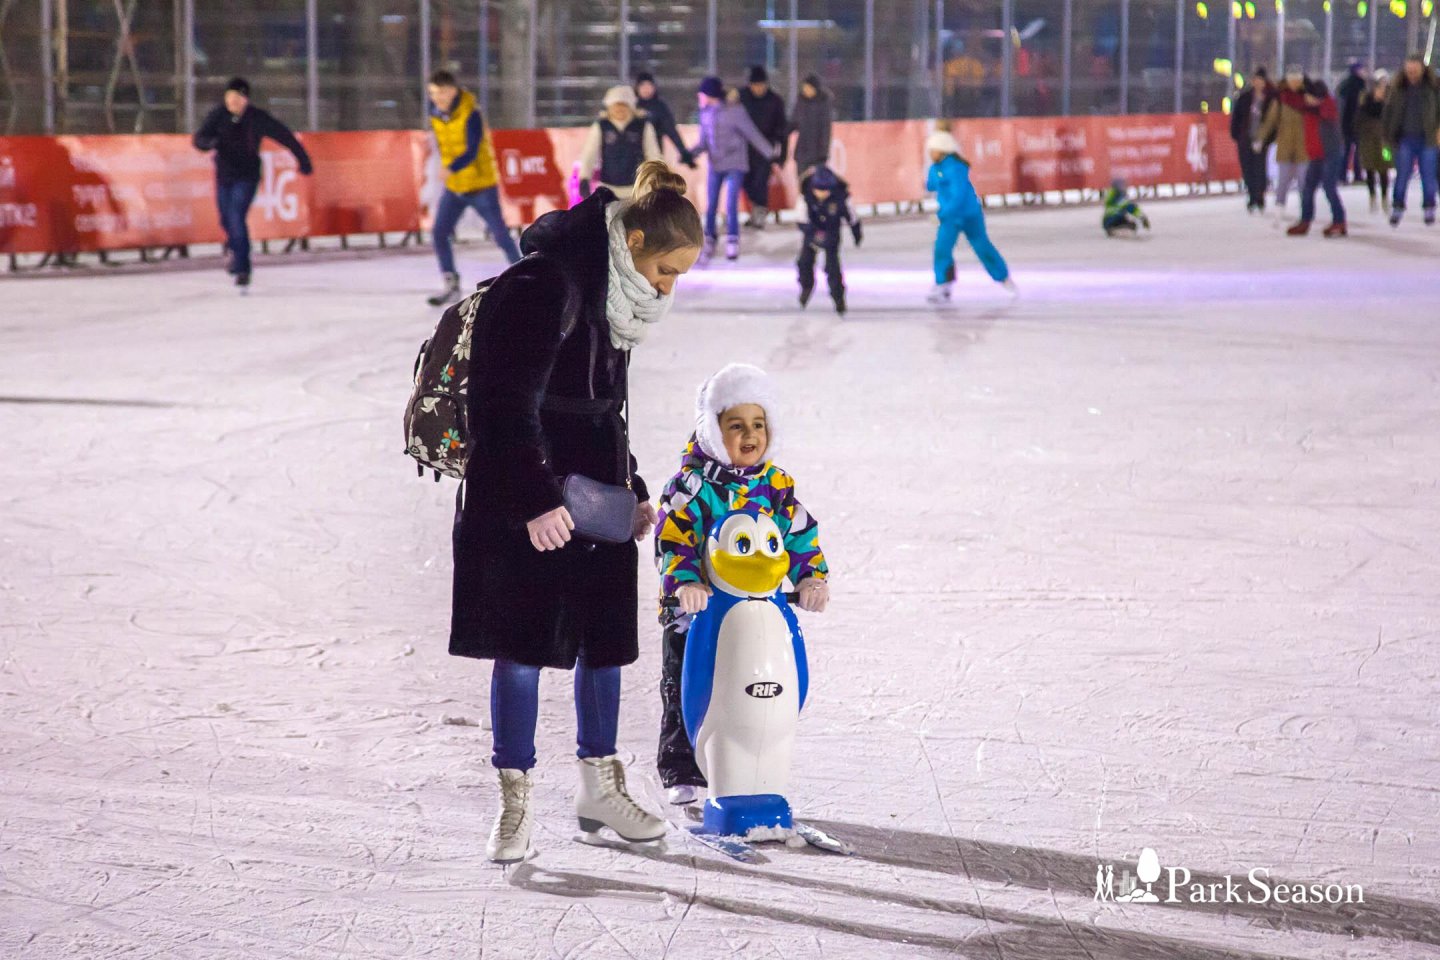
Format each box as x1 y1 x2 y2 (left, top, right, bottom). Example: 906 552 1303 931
634 72 696 169
192 77 313 287
738 65 788 228
1231 67 1271 212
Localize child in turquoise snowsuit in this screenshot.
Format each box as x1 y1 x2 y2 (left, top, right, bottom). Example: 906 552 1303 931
925 130 1013 302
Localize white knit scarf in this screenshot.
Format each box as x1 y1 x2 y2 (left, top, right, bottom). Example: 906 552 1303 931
604 201 673 351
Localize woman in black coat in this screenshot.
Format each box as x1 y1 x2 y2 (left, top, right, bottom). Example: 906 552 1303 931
450 160 703 863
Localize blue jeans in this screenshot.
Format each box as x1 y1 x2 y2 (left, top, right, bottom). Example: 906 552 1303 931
1392 136 1439 212
934 210 1009 284
433 186 521 275
216 178 259 275
705 169 745 240
1300 152 1346 224
490 657 620 771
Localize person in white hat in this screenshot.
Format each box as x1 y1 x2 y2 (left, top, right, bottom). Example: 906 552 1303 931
924 128 1017 303
577 84 663 199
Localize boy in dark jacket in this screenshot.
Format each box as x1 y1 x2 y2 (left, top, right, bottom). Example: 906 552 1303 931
1231 68 1271 212
795 165 861 315
1381 54 1440 226
192 77 313 287
634 72 696 169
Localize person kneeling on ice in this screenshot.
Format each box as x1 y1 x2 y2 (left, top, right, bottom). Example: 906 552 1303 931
795 165 862 315
654 363 829 807
1102 178 1151 236
925 130 1017 303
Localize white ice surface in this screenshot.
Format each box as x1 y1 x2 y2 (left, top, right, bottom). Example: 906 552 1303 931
2 192 1439 959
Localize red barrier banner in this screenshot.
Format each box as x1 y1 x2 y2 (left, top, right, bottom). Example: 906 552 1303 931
4 113 1242 255
0 131 424 255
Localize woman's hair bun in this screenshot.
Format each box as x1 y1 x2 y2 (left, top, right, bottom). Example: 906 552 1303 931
632 159 687 199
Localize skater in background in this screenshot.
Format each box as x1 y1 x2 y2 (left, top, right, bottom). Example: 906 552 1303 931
1231 67 1271 213
654 363 830 805
1356 70 1394 214
449 160 704 863
1337 60 1368 184
794 165 862 315
1282 79 1347 237
691 76 778 262
1256 66 1311 219
1381 54 1440 227
192 77 313 289
1102 178 1150 236
924 130 1016 303
634 72 697 169
739 66 789 229
576 85 662 199
425 69 522 307
788 74 834 176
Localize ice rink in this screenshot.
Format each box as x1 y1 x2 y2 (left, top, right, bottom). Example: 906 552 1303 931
3 191 1439 959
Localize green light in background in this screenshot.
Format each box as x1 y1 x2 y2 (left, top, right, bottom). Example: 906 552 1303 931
1197 1 1210 17
1357 0 1368 14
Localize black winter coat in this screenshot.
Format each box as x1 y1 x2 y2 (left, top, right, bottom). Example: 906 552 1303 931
637 92 692 163
192 105 312 184
740 88 789 164
449 188 651 670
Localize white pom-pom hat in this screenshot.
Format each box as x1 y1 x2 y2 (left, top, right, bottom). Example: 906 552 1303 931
925 130 960 155
694 363 780 466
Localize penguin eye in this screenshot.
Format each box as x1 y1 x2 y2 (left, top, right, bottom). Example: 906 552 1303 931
767 534 781 554
735 534 752 555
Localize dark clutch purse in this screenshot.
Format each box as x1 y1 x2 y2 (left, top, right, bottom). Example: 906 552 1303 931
558 330 638 546
561 473 637 545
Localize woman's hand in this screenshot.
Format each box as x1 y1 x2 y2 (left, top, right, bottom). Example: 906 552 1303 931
676 583 712 614
796 577 830 613
527 506 574 552
633 501 658 541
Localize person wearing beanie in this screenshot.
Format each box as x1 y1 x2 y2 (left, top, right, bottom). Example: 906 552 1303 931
788 73 834 174
690 76 779 262
1231 67 1271 212
794 164 861 314
1102 177 1150 236
652 363 830 805
634 72 695 169
576 84 662 199
1337 59 1369 183
191 76 313 288
924 129 1016 302
423 68 522 306
1256 66 1311 220
739 64 790 228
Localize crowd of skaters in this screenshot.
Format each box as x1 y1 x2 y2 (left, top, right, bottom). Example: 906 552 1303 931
1229 52 1440 238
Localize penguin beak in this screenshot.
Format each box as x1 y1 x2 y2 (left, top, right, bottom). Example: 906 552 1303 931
709 548 790 596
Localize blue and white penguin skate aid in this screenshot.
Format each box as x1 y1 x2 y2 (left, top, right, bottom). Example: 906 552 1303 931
665 509 852 859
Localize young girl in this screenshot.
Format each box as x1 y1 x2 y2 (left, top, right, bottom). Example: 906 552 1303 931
653 363 830 804
924 130 1017 303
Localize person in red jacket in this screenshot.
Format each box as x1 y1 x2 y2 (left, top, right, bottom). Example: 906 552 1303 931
1278 79 1348 237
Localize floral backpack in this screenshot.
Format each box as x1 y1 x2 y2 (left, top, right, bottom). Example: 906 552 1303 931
403 281 495 481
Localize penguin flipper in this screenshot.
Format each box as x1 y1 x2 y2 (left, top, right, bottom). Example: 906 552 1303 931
680 602 722 746
778 596 809 711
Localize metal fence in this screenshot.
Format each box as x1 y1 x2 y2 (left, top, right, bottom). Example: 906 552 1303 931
1 0 1433 136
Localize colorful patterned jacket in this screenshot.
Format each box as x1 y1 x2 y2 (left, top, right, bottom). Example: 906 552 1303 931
654 436 828 624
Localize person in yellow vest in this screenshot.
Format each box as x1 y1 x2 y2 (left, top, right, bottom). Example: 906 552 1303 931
426 70 522 306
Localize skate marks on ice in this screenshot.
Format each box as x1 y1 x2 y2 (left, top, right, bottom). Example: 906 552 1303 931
806 820 1440 950
0 395 189 408
505 851 1325 960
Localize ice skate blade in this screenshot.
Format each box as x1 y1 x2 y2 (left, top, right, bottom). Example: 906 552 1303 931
577 817 666 844
489 844 536 865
